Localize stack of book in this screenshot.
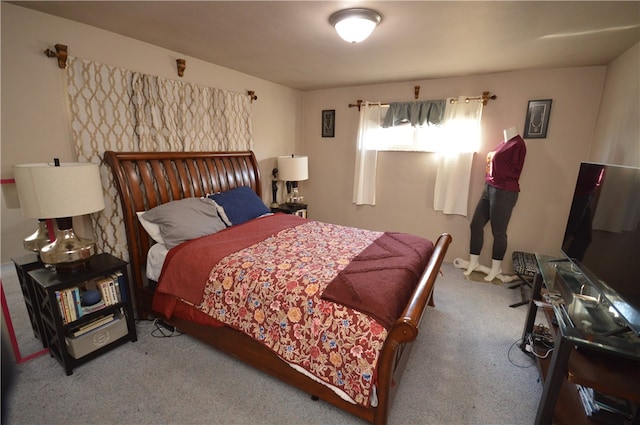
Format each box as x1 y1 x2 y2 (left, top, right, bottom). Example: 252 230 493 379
55 271 125 325
55 287 82 325
577 385 633 425
94 271 125 307
69 313 116 338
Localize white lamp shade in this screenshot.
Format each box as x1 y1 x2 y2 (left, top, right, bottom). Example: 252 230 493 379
278 156 308 181
13 162 105 219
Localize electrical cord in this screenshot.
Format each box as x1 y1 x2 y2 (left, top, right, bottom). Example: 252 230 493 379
507 338 537 368
509 322 555 367
149 318 184 338
524 331 554 359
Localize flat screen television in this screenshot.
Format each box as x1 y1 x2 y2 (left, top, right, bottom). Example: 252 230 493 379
561 162 640 335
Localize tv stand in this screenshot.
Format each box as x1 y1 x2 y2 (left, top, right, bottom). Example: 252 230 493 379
522 254 640 425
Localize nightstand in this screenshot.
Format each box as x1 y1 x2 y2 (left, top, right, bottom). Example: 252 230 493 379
11 253 47 348
271 202 308 218
29 253 137 375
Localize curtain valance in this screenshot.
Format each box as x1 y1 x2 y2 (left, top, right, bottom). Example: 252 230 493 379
382 100 445 128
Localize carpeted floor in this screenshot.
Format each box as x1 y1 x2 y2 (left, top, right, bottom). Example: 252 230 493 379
2 261 542 425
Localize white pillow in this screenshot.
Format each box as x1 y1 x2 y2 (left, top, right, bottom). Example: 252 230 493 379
136 211 165 244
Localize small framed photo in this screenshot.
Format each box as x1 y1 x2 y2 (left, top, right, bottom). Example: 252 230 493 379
523 99 552 139
322 109 335 138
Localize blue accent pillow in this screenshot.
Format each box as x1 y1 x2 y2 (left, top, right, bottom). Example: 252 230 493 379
208 186 270 226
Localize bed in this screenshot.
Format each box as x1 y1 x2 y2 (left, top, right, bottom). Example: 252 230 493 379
104 150 451 425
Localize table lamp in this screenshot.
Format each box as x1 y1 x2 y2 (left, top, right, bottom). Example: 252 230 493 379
277 155 308 204
13 160 105 271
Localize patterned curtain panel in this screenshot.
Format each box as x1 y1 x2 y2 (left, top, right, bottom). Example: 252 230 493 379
66 57 136 260
65 57 254 260
131 73 254 152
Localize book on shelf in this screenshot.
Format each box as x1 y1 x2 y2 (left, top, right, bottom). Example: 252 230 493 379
112 271 126 302
72 287 82 320
592 389 633 418
577 385 632 425
81 299 106 315
96 277 113 305
94 274 123 306
64 289 75 322
55 287 83 325
70 313 116 338
62 289 71 322
108 278 118 304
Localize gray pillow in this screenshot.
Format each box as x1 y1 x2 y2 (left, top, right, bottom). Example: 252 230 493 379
142 198 226 249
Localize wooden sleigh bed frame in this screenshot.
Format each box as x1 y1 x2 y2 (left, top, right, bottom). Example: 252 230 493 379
104 150 451 425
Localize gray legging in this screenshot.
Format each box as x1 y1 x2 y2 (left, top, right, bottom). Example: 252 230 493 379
469 183 519 260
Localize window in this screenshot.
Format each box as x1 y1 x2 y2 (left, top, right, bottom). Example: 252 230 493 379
353 97 484 214
368 100 482 153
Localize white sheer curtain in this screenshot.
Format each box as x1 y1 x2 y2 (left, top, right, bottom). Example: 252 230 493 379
353 102 385 205
433 97 484 216
65 57 254 260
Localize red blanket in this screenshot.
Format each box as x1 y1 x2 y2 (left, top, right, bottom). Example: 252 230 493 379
321 232 434 329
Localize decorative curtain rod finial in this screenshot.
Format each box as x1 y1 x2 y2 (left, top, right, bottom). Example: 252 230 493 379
44 44 68 69
247 91 258 103
414 85 420 100
176 59 186 77
482 91 497 106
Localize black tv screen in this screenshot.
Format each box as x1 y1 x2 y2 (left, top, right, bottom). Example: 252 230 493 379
561 162 640 334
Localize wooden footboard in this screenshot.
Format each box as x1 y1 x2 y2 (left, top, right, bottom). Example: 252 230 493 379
163 232 451 425
375 232 451 424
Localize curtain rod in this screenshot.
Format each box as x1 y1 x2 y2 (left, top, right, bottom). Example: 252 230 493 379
44 44 68 69
348 91 497 111
43 43 258 102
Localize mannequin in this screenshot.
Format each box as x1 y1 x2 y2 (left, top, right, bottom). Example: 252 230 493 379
464 126 526 281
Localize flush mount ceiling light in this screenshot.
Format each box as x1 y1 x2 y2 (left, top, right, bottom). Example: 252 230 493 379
329 8 382 43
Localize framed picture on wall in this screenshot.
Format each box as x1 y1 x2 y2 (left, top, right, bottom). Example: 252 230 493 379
523 99 552 139
322 110 335 138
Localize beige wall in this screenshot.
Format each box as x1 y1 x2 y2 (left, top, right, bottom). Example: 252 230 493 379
590 41 640 167
301 68 609 270
1 3 302 262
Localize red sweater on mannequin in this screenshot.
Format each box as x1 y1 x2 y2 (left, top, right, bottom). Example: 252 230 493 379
485 135 526 192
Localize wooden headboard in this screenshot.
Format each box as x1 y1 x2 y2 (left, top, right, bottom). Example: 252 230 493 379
103 150 262 318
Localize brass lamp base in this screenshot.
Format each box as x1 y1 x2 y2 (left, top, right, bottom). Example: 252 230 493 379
40 218 96 272
23 219 51 252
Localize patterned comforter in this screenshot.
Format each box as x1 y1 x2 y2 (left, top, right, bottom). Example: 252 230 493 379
152 214 433 406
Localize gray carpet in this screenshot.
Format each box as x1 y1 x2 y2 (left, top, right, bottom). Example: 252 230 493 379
2 261 542 425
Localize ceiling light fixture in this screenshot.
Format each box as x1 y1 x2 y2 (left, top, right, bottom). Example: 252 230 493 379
329 8 382 43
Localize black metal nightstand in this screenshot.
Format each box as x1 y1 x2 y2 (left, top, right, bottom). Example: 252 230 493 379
29 253 137 375
271 202 308 218
11 253 47 348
